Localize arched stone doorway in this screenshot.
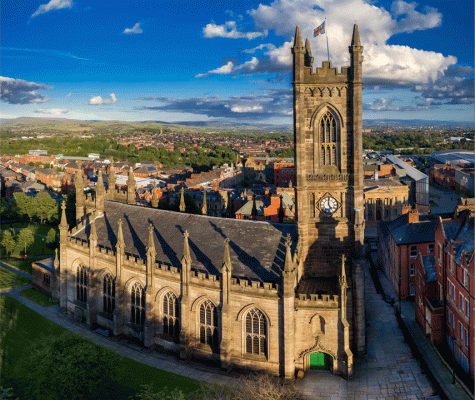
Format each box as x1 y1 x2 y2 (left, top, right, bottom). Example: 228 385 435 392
308 351 333 371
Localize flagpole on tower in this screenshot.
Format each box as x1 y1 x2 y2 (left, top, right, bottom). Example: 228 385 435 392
325 18 330 61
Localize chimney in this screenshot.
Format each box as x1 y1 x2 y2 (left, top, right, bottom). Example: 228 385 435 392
408 209 419 224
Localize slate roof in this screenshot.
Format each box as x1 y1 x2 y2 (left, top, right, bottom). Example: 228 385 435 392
380 212 454 246
72 201 298 283
34 258 55 273
364 178 403 187
442 221 463 242
421 256 436 282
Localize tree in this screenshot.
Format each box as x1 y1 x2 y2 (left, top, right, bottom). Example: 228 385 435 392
45 228 56 248
17 228 34 256
12 193 34 220
16 334 121 400
34 192 58 223
1 230 16 256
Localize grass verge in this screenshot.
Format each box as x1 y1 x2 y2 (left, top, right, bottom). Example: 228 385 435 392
0 267 30 290
0 296 199 400
19 288 57 307
0 258 34 274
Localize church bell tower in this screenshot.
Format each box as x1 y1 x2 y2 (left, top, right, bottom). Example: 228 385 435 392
293 25 365 278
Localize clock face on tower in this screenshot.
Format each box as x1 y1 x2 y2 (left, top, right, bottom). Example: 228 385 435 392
319 195 338 215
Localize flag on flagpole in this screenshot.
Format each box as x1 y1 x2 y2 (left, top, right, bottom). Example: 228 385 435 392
314 21 325 37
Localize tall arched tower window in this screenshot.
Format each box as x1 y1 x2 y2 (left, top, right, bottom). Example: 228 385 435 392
318 111 339 168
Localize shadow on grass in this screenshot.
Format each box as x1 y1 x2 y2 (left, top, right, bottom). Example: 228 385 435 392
0 297 199 400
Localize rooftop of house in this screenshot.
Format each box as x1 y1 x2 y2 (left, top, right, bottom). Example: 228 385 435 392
34 257 55 273
71 201 298 283
379 211 454 245
421 256 436 282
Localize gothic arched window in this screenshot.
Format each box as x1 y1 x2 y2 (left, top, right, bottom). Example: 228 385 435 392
199 300 219 351
76 265 88 303
318 111 339 167
130 283 145 326
245 308 267 357
163 291 180 343
103 274 115 315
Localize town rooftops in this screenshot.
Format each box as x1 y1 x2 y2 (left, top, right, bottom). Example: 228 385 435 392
71 201 297 283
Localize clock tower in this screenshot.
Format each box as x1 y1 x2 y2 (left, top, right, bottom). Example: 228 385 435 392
293 25 365 278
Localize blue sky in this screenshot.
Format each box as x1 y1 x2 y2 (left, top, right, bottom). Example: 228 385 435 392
1 0 473 124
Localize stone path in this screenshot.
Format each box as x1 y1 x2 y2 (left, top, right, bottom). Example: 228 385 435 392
296 265 437 400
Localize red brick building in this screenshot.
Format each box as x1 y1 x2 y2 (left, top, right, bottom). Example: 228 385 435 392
415 255 444 344
378 210 445 299
273 161 295 187
32 257 56 295
433 212 474 379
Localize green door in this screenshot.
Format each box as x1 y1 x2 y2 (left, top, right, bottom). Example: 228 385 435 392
309 352 331 370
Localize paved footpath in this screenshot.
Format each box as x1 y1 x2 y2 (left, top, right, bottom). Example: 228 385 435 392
296 265 438 400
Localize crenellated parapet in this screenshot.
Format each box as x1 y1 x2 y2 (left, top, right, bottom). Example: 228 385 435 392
295 293 339 308
304 61 349 83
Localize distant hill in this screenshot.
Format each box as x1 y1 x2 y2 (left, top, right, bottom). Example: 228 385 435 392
363 119 473 128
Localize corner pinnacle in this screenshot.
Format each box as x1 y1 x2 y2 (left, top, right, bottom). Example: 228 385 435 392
294 26 303 48
351 24 361 47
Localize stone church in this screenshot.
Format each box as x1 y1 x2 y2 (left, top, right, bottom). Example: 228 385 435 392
54 25 366 378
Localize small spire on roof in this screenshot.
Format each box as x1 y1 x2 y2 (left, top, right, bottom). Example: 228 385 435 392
351 24 361 47
294 26 303 48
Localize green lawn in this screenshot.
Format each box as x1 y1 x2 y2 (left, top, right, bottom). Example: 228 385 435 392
0 267 30 290
0 222 58 259
0 296 200 400
19 288 57 307
0 258 34 274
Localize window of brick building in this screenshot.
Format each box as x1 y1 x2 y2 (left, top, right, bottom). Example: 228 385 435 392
410 246 418 258
428 244 434 253
410 264 415 276
43 273 50 287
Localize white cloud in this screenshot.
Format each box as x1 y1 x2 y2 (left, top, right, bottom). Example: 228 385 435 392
0 76 52 104
195 61 235 78
66 93 72 98
200 0 456 86
35 108 69 115
230 105 264 113
31 0 73 18
86 93 118 105
123 23 143 34
241 43 276 54
203 20 267 40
